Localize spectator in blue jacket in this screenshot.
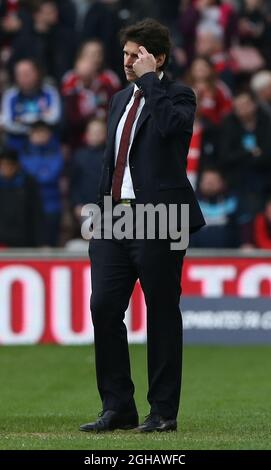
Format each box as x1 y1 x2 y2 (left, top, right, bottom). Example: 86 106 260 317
1 59 61 152
190 167 252 248
19 121 63 246
0 147 43 248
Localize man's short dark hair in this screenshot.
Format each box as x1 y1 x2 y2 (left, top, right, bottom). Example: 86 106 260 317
233 88 257 102
0 148 19 164
76 39 104 61
119 18 172 71
14 57 44 78
30 120 52 132
33 0 57 13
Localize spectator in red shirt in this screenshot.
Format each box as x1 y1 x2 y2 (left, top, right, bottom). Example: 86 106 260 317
253 197 271 248
196 0 237 47
195 23 237 89
177 0 237 66
186 100 220 189
188 56 232 124
62 39 121 149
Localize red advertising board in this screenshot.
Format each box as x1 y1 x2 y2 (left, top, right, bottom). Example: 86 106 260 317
0 256 271 344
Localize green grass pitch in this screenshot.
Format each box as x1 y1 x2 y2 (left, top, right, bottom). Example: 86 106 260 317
0 345 270 450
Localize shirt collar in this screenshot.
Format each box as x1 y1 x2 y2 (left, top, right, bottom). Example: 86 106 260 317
134 71 164 92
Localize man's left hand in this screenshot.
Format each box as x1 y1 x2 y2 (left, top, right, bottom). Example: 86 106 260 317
133 46 156 78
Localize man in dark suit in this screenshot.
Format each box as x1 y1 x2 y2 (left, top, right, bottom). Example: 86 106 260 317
80 18 205 433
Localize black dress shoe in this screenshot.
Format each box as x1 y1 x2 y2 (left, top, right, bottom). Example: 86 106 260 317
79 410 139 432
136 414 177 432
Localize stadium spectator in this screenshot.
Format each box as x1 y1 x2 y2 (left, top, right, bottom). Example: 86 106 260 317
81 0 123 73
70 117 105 238
237 0 267 52
197 0 237 46
196 24 237 89
0 65 9 98
19 121 64 246
1 58 61 151
62 40 120 148
186 58 227 189
7 0 77 83
0 0 32 67
188 56 232 124
177 0 237 66
186 102 220 189
250 70 271 116
219 90 271 216
0 147 43 247
190 167 252 248
253 197 271 248
70 117 106 213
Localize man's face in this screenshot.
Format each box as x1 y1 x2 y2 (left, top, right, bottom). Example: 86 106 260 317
199 171 225 197
123 41 165 82
39 2 58 26
265 202 271 222
123 41 141 82
234 94 256 121
258 83 271 102
85 121 107 147
0 160 18 179
15 61 39 92
80 42 104 71
195 31 219 56
30 128 51 146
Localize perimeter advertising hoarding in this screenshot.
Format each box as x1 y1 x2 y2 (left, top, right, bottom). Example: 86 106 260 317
0 256 270 344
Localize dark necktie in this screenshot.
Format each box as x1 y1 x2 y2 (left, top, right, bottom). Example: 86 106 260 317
112 89 143 202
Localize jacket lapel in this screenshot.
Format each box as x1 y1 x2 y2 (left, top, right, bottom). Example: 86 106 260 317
107 85 133 152
132 73 170 143
132 103 150 143
105 74 170 166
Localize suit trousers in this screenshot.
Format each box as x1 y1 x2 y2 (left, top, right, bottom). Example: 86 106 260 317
89 221 186 419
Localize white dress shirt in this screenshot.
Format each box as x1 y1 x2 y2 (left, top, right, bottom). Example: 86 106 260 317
113 71 164 199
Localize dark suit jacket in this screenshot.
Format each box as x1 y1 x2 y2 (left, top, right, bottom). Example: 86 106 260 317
98 71 205 233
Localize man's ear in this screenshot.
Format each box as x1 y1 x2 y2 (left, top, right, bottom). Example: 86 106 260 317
155 53 166 70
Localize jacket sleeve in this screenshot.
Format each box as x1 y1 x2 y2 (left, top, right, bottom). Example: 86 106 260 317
97 95 115 207
42 85 62 125
1 88 28 134
135 72 196 138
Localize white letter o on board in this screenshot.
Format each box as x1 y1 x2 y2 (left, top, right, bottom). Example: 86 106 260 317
0 266 44 344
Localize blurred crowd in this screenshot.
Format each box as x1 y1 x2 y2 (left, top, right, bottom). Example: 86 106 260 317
1 0 271 249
